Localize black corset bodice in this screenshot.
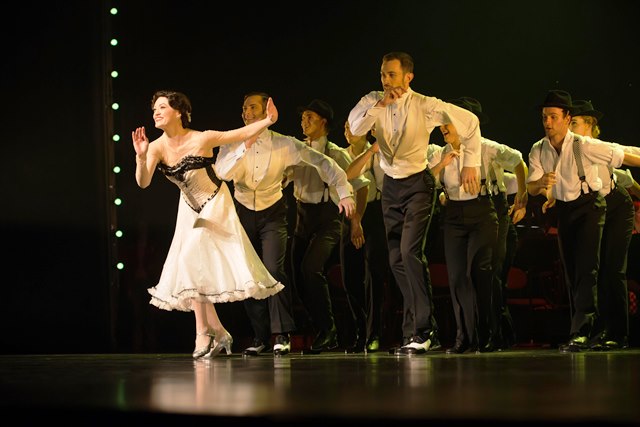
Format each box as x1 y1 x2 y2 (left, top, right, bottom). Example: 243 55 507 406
158 155 222 213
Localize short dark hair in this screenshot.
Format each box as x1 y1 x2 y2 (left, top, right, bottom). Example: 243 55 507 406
382 51 414 74
151 90 192 128
243 91 270 103
243 91 269 111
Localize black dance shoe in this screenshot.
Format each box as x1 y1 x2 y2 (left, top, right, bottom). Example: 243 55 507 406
243 338 272 356
479 341 497 353
345 335 366 354
366 336 380 353
590 333 627 351
400 330 439 355
388 337 411 355
559 335 589 353
446 342 469 354
303 328 338 354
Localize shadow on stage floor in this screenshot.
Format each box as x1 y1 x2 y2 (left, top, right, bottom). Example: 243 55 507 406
2 348 639 426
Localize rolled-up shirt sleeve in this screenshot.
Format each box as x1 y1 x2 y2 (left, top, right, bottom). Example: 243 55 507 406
289 140 354 200
214 141 247 180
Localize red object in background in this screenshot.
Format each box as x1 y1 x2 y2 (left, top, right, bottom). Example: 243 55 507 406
634 200 640 234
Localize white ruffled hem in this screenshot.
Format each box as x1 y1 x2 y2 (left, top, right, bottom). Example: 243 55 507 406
148 281 285 312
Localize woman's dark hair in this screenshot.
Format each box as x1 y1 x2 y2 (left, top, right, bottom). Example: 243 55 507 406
151 90 192 128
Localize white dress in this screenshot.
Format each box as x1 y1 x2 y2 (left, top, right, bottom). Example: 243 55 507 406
147 155 283 311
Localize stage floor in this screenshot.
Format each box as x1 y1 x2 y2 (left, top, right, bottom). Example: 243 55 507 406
2 348 639 426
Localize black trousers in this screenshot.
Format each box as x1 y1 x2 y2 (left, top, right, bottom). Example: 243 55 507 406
490 192 516 345
291 200 342 333
340 199 391 344
442 196 498 347
502 193 519 290
556 192 606 337
362 200 393 341
236 198 296 343
340 218 367 345
596 185 634 341
382 169 437 339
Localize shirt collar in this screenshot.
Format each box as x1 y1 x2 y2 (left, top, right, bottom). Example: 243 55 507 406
395 87 413 107
256 128 271 143
308 135 328 153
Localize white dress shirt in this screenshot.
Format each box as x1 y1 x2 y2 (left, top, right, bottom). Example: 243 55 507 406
592 140 640 197
348 87 481 179
428 143 479 201
527 131 625 202
215 129 355 211
503 172 518 196
480 137 524 194
284 135 367 206
613 168 636 190
346 143 384 203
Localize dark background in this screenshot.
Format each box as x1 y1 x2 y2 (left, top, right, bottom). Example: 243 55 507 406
2 0 638 354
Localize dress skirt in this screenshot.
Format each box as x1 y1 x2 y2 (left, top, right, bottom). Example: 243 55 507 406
148 182 284 311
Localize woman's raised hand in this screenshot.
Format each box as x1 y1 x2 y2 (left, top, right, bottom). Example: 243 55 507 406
132 126 149 157
265 97 279 125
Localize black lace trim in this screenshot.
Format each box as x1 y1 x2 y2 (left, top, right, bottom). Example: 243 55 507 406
158 155 216 182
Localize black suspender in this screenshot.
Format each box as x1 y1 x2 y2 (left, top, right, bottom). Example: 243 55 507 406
572 136 593 195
